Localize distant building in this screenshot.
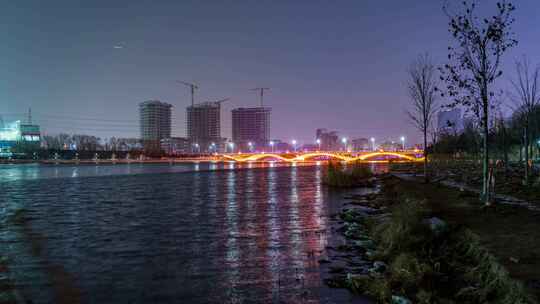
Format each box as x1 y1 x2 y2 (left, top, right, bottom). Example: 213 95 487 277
274 141 292 153
379 140 401 151
139 100 172 152
187 102 221 153
437 109 463 134
0 120 41 157
301 144 318 152
161 137 189 155
316 129 339 151
231 107 271 151
351 138 369 152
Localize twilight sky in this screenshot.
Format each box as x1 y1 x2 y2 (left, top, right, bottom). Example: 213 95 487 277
2 0 540 145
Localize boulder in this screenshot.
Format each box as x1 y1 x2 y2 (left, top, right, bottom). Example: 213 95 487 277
423 217 448 236
391 295 412 304
368 261 387 274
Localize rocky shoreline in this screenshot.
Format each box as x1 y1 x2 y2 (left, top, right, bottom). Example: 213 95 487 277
322 175 537 304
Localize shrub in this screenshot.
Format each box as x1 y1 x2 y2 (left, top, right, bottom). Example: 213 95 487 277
371 199 427 257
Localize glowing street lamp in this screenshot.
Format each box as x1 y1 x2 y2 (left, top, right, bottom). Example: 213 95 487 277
341 137 347 151
193 143 200 153
400 136 405 151
370 137 375 151
228 142 235 153
292 139 297 152
316 138 321 151
210 142 216 153
269 141 275 153
248 141 253 152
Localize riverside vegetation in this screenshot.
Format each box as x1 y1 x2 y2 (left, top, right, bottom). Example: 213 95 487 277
322 161 375 188
323 165 538 303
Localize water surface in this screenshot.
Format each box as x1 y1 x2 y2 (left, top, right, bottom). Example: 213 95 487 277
0 164 370 303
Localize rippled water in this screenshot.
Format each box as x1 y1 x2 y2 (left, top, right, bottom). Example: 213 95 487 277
0 164 370 304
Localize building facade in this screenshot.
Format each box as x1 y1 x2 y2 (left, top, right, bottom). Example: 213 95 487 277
231 107 271 151
0 120 41 157
316 128 339 151
160 137 189 155
139 100 172 152
351 138 369 151
187 102 221 153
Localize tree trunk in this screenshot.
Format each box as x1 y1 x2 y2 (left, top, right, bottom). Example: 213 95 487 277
525 124 529 185
482 98 489 205
502 123 509 175
424 128 428 183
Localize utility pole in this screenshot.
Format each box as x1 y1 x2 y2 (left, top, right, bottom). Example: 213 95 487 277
178 81 199 107
251 88 270 107
27 108 32 124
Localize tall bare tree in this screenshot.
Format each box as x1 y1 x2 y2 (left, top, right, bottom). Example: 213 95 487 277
407 54 439 183
440 0 517 205
509 57 540 185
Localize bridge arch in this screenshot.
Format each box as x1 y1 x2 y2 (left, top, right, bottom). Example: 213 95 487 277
221 151 423 162
353 152 419 162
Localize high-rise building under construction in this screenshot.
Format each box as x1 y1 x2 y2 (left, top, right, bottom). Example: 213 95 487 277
231 107 271 151
187 102 221 152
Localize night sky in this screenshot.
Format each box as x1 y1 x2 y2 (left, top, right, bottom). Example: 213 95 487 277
2 0 540 145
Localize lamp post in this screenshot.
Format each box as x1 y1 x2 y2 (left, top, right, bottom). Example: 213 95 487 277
193 143 199 153
370 137 375 151
248 142 253 152
400 136 405 151
316 138 321 151
292 139 297 152
210 142 216 153
269 141 274 153
341 137 347 152
228 142 234 153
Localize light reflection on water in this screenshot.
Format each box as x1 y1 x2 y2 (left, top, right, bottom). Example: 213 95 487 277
0 164 373 304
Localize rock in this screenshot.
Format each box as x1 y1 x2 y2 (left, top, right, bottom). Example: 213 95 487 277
392 295 412 304
368 261 387 274
509 257 520 264
318 258 331 264
354 239 375 250
365 250 376 259
423 217 448 236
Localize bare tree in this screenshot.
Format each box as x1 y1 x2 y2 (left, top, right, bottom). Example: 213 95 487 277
509 57 540 185
407 54 439 183
440 0 517 205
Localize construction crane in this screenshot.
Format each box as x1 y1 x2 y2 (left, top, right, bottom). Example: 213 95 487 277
250 88 270 107
178 81 199 107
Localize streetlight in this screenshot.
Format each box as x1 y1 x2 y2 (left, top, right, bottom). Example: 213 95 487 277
210 142 216 153
316 138 321 151
228 142 235 153
400 136 405 151
292 139 297 152
370 137 375 151
269 141 274 153
248 141 253 152
193 143 199 153
341 137 347 151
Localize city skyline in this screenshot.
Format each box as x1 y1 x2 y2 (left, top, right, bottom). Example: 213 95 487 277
2 1 540 143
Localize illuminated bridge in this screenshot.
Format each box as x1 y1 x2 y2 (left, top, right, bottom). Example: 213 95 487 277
216 151 424 163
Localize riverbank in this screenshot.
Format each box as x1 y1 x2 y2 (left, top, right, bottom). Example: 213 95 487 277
391 160 540 207
325 171 539 303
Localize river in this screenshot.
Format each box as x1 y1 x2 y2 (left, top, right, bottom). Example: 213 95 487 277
0 163 372 304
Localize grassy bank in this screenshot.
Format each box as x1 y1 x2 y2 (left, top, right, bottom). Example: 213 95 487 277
329 176 539 303
390 159 540 206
